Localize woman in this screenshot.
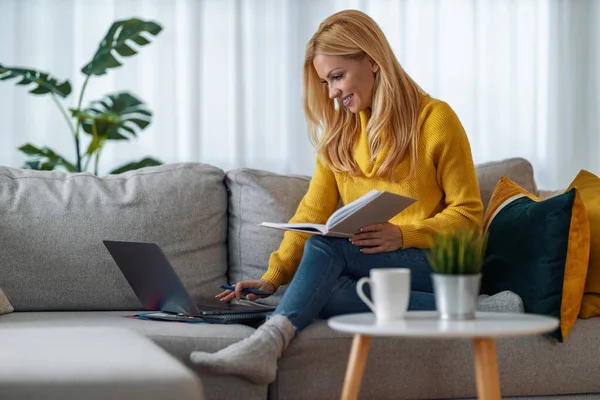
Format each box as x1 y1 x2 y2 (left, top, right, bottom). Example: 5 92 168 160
191 10 483 384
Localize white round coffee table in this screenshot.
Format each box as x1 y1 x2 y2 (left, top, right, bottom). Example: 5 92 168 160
328 311 559 400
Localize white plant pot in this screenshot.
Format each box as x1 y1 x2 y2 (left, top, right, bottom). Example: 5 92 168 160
431 273 481 320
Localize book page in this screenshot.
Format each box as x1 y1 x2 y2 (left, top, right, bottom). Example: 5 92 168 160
260 222 328 234
327 191 416 235
326 190 381 229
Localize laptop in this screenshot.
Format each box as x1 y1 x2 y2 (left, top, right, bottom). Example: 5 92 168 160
103 240 275 323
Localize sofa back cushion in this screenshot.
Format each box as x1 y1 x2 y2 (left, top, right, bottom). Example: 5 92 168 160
226 158 537 302
0 163 228 311
226 169 311 303
476 158 537 209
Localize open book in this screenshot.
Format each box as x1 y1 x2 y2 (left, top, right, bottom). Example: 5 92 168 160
260 190 416 238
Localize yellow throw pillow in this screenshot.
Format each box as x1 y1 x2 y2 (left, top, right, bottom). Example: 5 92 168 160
568 170 600 318
482 177 540 231
482 177 589 341
0 288 13 315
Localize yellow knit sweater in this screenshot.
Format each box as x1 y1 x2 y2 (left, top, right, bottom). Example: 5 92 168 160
262 96 484 288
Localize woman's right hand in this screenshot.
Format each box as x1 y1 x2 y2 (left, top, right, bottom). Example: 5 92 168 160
215 279 276 302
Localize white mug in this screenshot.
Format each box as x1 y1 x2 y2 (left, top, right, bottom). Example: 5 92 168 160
356 268 410 320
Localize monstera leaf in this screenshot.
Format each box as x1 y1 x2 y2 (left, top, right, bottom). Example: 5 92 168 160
0 64 71 97
72 92 152 144
19 144 77 172
109 157 162 175
81 18 162 76
5 17 164 176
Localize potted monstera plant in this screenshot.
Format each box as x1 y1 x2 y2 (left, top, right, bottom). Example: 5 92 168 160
0 18 163 175
427 228 488 320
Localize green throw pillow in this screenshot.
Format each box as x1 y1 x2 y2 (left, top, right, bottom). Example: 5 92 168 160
481 179 589 342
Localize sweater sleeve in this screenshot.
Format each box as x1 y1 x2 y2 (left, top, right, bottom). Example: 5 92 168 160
261 158 340 288
400 103 484 249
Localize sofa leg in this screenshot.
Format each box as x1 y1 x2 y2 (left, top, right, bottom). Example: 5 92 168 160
341 334 372 400
473 338 501 400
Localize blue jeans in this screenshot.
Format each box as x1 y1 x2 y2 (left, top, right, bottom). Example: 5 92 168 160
273 235 436 331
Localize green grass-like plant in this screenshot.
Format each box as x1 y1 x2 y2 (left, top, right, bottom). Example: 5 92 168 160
426 228 488 275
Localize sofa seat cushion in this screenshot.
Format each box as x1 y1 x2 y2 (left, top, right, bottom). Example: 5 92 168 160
0 311 256 358
273 318 600 400
0 311 266 400
0 163 229 311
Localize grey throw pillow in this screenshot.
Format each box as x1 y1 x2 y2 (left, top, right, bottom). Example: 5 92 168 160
477 291 524 313
0 289 14 315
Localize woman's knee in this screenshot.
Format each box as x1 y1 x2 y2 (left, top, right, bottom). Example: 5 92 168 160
318 276 370 319
305 235 335 246
396 248 429 265
304 235 344 255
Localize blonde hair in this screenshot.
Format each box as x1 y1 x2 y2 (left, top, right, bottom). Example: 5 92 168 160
303 10 426 179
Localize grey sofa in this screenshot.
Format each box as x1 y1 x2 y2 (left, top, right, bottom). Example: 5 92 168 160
0 158 598 400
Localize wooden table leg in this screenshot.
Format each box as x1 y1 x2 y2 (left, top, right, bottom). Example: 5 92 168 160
473 338 501 400
341 334 372 400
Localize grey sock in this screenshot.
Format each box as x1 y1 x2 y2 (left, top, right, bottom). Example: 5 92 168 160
477 290 524 313
189 315 295 384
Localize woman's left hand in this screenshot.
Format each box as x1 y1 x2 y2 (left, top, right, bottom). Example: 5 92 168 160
349 222 403 254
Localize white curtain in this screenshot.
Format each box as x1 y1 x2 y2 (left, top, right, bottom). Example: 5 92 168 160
0 0 598 189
